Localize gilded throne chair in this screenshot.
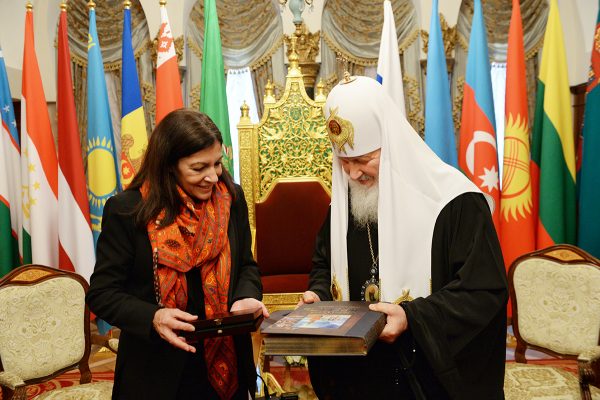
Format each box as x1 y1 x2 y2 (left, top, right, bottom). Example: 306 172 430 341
237 38 331 396
0 265 113 400
504 244 600 400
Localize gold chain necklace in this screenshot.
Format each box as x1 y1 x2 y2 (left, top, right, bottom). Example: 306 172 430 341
361 223 381 302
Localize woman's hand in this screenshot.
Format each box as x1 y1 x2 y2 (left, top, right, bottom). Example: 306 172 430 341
152 308 198 352
368 302 408 344
297 290 320 307
231 297 270 319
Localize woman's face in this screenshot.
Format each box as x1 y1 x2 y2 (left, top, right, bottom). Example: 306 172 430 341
174 141 223 201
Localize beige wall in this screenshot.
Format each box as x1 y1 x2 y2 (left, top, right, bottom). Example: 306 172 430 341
0 0 598 102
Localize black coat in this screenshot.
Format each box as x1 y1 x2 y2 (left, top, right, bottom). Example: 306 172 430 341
86 185 262 399
308 193 508 399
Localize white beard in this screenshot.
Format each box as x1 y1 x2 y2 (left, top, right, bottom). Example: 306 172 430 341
348 179 379 229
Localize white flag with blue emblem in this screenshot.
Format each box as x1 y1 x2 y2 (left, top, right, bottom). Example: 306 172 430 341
376 0 405 115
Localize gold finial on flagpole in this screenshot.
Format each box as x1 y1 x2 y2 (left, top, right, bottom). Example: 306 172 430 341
25 1 33 11
124 0 131 9
159 0 167 6
60 1 68 11
88 0 96 10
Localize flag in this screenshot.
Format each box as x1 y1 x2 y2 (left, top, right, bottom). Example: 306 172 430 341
458 0 500 230
424 0 457 167
500 0 535 270
20 5 58 266
376 0 406 114
57 5 95 281
155 2 183 124
87 5 120 247
200 0 233 174
577 3 600 258
121 3 148 187
0 46 21 275
531 0 576 248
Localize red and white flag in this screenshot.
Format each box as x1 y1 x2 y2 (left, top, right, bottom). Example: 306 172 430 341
57 6 95 280
20 5 58 266
155 3 183 124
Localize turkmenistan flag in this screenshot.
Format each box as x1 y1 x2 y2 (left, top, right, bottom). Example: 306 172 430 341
531 0 576 248
577 3 600 258
0 46 21 275
200 0 233 174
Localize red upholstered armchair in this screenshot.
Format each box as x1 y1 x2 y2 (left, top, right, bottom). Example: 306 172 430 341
255 180 330 296
237 40 332 313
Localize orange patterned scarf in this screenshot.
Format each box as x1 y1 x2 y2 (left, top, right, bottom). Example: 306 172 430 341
142 181 238 399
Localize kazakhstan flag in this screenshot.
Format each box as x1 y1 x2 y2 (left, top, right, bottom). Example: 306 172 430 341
87 7 121 245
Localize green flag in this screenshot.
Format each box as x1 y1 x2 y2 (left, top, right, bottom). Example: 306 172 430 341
577 4 600 258
200 0 233 174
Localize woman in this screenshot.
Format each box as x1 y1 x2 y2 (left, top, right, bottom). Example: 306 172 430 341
87 109 268 400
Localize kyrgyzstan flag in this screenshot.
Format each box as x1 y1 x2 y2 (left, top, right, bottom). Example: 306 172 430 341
155 2 183 124
57 4 95 281
20 4 58 266
500 0 535 270
458 0 500 231
531 0 576 248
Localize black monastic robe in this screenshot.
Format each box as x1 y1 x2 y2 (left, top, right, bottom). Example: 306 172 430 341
307 192 508 400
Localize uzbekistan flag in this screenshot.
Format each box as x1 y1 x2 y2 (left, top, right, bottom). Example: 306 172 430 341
87 4 121 246
531 0 576 248
57 4 95 280
0 45 21 275
20 4 58 266
424 0 457 167
155 1 183 124
577 3 600 258
376 0 406 114
458 0 500 230
121 3 148 187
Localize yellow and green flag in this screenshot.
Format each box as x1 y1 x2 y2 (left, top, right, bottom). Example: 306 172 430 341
531 0 576 248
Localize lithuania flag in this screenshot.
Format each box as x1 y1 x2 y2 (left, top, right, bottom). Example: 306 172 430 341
531 0 576 248
577 3 600 258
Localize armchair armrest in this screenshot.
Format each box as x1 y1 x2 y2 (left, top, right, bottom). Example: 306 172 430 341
0 370 26 391
578 345 600 400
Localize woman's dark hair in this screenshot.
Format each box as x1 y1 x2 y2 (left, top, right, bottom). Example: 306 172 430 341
128 109 235 228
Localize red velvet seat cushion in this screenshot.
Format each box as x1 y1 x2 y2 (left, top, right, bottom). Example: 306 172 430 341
255 181 330 293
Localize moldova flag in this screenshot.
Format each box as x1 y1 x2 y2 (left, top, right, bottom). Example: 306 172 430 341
458 0 500 231
120 3 148 187
531 0 576 248
577 2 600 258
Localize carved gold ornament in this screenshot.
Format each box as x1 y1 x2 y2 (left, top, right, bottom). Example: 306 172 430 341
326 107 354 154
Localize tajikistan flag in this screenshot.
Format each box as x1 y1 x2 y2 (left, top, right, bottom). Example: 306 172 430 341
20 6 58 266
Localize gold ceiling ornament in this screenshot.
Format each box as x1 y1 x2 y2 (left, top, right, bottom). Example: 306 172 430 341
284 22 321 90
151 35 184 65
420 13 456 58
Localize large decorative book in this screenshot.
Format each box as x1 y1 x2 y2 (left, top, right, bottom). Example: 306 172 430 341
260 301 385 356
182 307 264 343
